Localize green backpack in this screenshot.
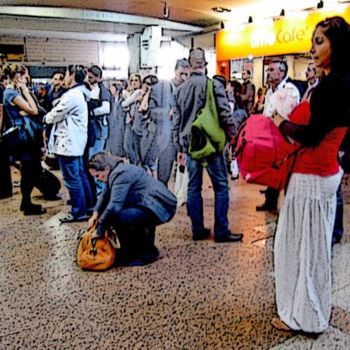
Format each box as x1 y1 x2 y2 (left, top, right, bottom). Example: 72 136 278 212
189 79 226 160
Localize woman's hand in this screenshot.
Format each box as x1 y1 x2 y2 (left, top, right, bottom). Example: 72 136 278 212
17 81 28 93
272 111 285 128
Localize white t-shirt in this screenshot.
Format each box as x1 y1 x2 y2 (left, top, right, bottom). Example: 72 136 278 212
263 78 300 119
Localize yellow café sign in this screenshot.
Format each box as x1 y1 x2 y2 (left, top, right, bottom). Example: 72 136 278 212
216 7 350 60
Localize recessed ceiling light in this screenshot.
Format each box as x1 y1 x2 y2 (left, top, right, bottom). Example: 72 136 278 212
212 7 231 13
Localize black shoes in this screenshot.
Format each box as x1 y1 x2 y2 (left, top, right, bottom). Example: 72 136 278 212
193 229 243 243
256 203 277 212
115 247 160 267
43 195 61 201
215 232 243 243
0 192 13 200
127 255 159 267
193 228 211 241
20 203 47 216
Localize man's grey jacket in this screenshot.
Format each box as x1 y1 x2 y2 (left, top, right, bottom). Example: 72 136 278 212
172 71 237 153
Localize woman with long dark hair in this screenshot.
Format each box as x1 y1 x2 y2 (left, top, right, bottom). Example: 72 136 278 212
2 64 45 215
272 16 350 333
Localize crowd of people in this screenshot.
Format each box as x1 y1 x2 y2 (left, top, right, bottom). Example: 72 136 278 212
1 15 350 335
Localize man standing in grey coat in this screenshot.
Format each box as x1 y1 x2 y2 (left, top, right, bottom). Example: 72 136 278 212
173 48 243 243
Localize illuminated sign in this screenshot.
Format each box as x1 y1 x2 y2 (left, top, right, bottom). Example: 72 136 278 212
216 7 350 60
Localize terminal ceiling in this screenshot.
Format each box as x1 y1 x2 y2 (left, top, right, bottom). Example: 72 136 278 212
0 0 327 39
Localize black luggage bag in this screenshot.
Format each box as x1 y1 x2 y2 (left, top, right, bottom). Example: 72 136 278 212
35 168 61 200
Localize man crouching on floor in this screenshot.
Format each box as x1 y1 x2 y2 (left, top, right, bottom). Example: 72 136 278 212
87 152 177 266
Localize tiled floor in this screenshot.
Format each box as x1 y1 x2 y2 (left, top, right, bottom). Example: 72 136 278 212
1 167 350 349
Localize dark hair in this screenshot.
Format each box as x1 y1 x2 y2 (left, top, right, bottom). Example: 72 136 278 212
88 65 103 79
143 74 158 86
121 79 128 90
111 80 124 92
232 80 242 94
270 59 288 77
174 58 190 70
1 64 26 80
257 87 265 95
67 64 86 84
51 71 64 80
88 152 122 171
314 16 350 72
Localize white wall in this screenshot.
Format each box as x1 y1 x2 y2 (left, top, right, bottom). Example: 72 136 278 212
0 35 130 79
26 37 99 65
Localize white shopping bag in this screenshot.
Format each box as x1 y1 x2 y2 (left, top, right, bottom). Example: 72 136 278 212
174 165 188 208
230 158 239 180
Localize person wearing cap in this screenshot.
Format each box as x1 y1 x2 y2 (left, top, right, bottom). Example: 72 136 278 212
172 48 243 243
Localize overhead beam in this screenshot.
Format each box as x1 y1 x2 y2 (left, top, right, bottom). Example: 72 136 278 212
0 6 203 32
0 27 128 42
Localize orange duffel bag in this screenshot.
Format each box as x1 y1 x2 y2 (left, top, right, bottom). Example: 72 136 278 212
77 225 118 271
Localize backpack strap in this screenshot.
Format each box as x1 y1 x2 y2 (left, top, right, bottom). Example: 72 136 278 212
271 144 304 169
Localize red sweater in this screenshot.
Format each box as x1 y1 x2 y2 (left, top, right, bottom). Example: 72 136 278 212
288 101 347 176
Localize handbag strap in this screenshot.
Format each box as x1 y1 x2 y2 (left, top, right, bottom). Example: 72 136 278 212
271 144 304 169
206 79 214 108
231 117 249 155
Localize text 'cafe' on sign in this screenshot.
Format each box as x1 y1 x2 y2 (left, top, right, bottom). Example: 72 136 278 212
216 7 350 60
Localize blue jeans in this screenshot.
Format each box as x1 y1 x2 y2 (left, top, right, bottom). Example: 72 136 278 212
124 123 138 165
186 152 229 239
89 136 107 196
58 155 94 218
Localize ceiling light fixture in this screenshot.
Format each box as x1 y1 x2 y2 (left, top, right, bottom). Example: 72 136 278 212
163 2 170 18
248 16 253 23
212 7 231 13
280 9 285 16
317 0 324 8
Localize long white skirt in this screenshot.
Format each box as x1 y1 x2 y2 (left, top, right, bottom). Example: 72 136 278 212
274 170 342 333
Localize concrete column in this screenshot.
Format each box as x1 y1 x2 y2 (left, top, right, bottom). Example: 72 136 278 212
127 33 141 74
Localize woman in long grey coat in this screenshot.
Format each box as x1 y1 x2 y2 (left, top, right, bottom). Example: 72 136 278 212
87 152 177 266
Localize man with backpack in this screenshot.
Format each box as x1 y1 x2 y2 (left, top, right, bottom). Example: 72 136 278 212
173 48 243 243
